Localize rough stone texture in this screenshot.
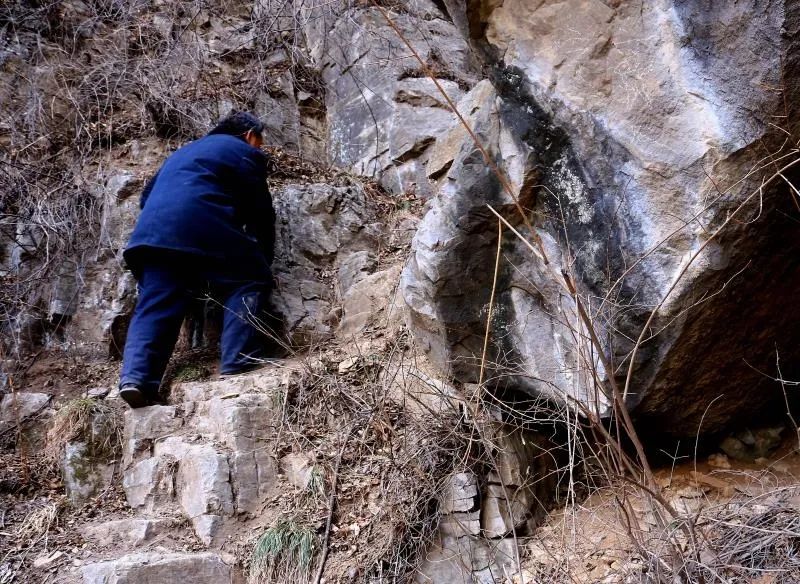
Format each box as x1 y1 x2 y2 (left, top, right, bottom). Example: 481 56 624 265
181 374 283 516
156 438 234 545
441 472 478 514
417 472 509 582
720 425 785 462
416 424 557 582
338 265 402 338
402 1 800 435
272 183 384 342
121 369 286 544
63 442 115 506
122 405 183 465
0 393 51 430
122 457 168 510
80 518 177 548
480 484 531 539
67 168 154 357
307 2 477 196
416 531 516 584
81 552 233 584
337 250 377 295
403 79 590 406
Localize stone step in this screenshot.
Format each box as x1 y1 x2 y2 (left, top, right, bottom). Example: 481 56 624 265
119 368 290 545
81 552 236 584
80 517 183 549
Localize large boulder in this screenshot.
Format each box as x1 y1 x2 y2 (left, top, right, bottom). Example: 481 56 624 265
401 1 800 435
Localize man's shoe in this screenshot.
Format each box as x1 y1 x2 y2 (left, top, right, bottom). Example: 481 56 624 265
119 384 150 409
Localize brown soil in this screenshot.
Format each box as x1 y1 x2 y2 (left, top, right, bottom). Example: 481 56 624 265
522 436 800 582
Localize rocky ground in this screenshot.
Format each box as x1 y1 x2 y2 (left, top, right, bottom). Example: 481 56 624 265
3 326 800 583
4 1 800 582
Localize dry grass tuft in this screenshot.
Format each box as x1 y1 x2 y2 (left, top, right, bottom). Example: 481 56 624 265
249 521 318 584
45 397 122 463
14 501 61 548
688 489 800 583
244 333 484 582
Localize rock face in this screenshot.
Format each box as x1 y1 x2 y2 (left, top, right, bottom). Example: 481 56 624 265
271 182 385 343
0 393 51 431
416 427 556 583
121 370 285 544
401 0 800 435
63 441 115 506
80 518 177 548
306 1 478 196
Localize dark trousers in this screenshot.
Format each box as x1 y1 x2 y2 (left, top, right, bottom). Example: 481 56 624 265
119 252 271 396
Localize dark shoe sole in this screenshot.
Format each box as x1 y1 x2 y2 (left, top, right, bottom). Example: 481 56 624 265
119 386 150 409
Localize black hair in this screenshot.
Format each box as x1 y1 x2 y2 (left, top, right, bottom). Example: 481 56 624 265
207 111 264 139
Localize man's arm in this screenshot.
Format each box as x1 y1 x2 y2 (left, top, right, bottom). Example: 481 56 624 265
252 184 276 267
238 151 276 266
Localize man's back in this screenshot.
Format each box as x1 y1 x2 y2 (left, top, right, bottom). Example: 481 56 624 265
124 133 274 271
118 111 278 409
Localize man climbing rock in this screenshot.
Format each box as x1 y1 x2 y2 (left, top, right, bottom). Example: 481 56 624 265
118 111 276 408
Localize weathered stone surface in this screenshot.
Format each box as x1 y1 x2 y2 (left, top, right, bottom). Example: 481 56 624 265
438 511 481 538
81 552 233 584
424 82 495 181
402 80 583 403
122 458 164 509
486 428 552 490
338 266 402 337
123 405 183 465
70 259 137 358
0 393 51 430
150 437 234 544
416 424 556 581
178 370 286 403
720 425 785 462
254 66 304 155
480 484 531 539
121 372 286 543
99 172 141 257
337 250 377 295
80 518 177 548
415 535 516 584
85 387 110 399
181 377 281 516
63 441 115 506
272 183 383 342
310 4 477 194
441 472 478 514
402 2 800 435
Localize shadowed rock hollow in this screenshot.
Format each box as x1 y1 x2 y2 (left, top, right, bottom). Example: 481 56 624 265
400 0 800 436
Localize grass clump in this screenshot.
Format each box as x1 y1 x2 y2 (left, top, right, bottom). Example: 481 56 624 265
172 363 211 382
305 466 325 502
45 397 122 462
15 501 60 548
249 521 318 584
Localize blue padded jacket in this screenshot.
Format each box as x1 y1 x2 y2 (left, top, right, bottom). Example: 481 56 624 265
124 134 275 275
